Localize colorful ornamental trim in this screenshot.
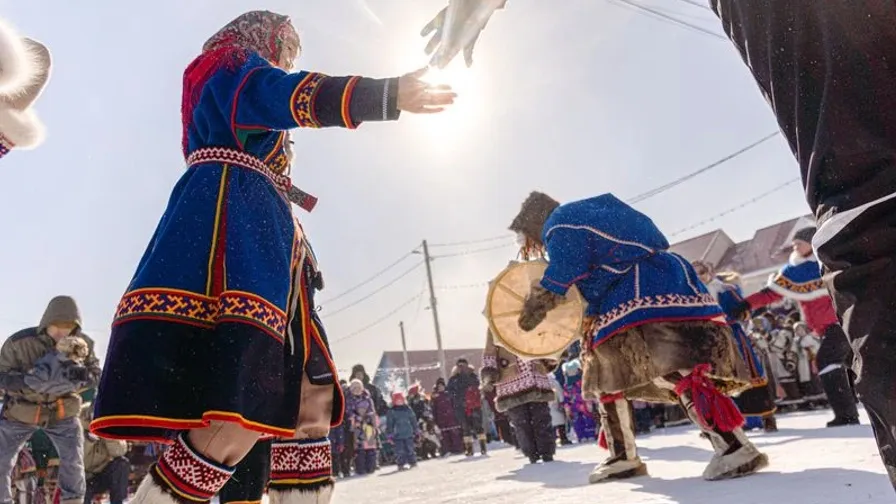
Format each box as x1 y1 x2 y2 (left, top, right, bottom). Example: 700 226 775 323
588 292 722 334
186 147 292 193
114 288 287 340
270 438 332 484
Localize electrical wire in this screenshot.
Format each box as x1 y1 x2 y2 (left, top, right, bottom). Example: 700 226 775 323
330 292 424 344
626 132 781 204
428 235 514 248
667 178 801 238
607 0 726 40
318 248 419 305
431 241 516 259
320 260 424 318
673 0 713 11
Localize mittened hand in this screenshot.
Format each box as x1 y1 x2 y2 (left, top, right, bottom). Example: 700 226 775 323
518 285 561 331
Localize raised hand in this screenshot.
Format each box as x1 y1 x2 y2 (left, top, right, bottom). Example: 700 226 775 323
421 0 507 68
397 68 456 114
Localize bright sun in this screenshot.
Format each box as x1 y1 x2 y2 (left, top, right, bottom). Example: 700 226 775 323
410 60 484 152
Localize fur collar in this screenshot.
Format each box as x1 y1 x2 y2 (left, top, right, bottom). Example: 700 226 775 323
789 250 818 267
0 17 32 95
0 106 43 148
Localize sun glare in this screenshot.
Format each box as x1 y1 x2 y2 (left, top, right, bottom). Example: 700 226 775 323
410 60 484 152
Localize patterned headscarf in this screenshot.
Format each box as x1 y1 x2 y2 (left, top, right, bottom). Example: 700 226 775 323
182 10 297 155
202 10 297 64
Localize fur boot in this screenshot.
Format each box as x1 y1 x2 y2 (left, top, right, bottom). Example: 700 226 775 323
268 439 334 504
589 396 647 484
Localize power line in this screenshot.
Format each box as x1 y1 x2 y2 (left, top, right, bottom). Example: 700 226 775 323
436 282 490 290
428 235 514 248
331 292 424 344
673 0 712 11
320 260 424 318
607 0 726 40
432 241 516 259
318 248 419 305
626 132 781 204
667 178 801 238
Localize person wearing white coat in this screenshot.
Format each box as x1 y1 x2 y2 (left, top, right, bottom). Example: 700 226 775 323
548 374 571 445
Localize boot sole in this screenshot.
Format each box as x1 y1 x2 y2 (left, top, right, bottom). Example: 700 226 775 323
707 452 769 481
589 464 649 484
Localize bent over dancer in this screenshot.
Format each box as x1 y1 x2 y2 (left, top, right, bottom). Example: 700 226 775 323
509 191 767 484
90 10 454 504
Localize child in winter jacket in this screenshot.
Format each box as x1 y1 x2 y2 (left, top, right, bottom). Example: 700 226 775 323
430 378 463 455
348 379 379 475
563 359 597 442
387 392 419 470
447 359 487 456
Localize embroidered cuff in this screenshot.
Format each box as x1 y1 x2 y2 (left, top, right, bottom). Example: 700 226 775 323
270 438 332 487
482 355 498 370
290 73 327 128
155 432 234 501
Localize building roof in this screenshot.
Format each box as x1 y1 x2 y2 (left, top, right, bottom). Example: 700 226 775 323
716 216 809 274
668 230 721 262
668 214 813 276
373 348 483 393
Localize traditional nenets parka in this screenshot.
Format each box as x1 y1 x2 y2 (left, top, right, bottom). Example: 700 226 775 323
90 10 451 504
509 192 768 484
480 329 557 464
691 261 778 432
0 16 51 159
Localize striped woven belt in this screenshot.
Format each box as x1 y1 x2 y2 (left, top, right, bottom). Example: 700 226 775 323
186 147 317 212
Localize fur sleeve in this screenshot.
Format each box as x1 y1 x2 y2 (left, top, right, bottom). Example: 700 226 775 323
0 17 31 95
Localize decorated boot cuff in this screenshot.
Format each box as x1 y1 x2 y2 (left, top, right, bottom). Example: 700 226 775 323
154 432 235 502
270 438 333 490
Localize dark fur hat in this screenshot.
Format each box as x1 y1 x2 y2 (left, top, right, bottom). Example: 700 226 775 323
509 191 560 244
792 227 816 244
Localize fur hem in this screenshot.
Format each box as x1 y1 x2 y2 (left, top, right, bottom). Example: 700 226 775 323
0 18 32 95
130 474 180 504
268 484 334 504
495 388 556 413
0 106 43 148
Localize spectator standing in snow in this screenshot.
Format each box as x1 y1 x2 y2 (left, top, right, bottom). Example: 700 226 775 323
548 374 571 445
386 392 419 471
430 378 463 455
446 359 486 456
350 365 388 417
347 380 379 475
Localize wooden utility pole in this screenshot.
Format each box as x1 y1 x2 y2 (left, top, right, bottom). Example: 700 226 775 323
421 240 448 381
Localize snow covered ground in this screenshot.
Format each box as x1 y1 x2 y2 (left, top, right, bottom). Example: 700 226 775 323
332 409 892 504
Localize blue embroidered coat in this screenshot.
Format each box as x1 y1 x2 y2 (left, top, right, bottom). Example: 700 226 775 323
539 194 725 347
92 50 398 441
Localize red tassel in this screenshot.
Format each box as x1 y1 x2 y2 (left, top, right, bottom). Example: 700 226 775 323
598 428 608 450
674 364 744 433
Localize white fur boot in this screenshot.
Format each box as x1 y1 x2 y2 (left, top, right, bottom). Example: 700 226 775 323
589 396 648 484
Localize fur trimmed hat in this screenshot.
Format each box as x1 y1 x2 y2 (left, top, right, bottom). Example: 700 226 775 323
509 191 560 243
792 227 816 244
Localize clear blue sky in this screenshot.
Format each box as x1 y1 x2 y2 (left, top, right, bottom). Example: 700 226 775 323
0 0 809 379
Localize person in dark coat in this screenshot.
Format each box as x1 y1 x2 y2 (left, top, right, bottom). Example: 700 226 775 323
430 378 463 455
446 359 485 456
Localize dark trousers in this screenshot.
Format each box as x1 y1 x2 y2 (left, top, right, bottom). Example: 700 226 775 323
494 418 515 447
354 449 377 475
460 410 484 437
506 402 555 459
218 439 272 504
83 457 129 504
816 324 860 420
815 196 896 489
392 438 417 467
